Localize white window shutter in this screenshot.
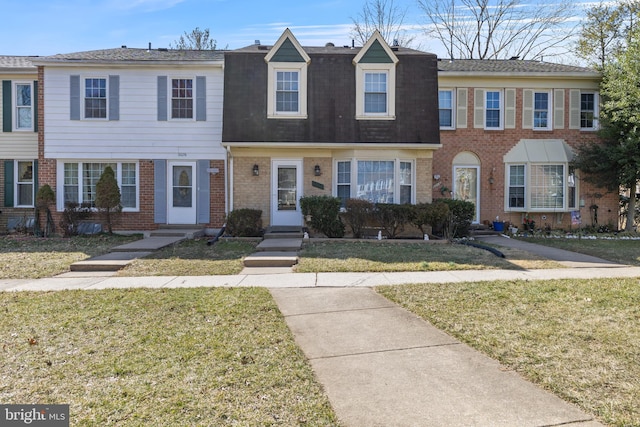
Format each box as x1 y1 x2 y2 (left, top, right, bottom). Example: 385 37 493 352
505 88 516 129
554 89 565 129
474 89 484 128
456 88 467 128
522 89 533 129
569 89 581 129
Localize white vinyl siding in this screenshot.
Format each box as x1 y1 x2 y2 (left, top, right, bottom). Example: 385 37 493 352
42 67 225 160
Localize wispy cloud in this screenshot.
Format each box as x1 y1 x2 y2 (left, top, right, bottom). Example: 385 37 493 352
105 0 186 12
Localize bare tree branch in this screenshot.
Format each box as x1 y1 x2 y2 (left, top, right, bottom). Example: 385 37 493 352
351 0 415 46
418 0 576 60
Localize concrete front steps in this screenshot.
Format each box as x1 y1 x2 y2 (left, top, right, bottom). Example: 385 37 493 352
69 227 204 273
243 226 304 269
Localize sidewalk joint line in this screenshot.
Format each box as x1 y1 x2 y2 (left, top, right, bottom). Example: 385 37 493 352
537 418 596 427
284 305 399 318
310 342 462 361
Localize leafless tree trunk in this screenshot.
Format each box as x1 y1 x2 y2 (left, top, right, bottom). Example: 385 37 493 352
418 0 576 60
351 0 415 47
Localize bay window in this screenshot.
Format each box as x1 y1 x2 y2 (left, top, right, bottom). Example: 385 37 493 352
335 159 414 206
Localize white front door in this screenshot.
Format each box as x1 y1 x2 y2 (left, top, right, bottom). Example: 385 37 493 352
168 161 197 224
271 159 303 226
453 166 480 223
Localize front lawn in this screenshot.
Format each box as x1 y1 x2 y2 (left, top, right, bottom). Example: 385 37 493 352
295 240 563 272
377 278 640 427
517 236 640 266
0 234 141 279
0 287 339 426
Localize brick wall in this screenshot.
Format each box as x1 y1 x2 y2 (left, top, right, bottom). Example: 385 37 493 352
434 87 619 229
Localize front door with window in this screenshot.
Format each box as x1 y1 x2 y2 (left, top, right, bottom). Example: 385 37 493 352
271 159 303 226
453 166 480 223
168 161 196 224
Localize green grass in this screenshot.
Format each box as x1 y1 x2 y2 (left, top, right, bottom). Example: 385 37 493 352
119 238 258 276
0 287 339 426
517 236 640 266
296 240 563 272
0 234 141 279
377 278 640 427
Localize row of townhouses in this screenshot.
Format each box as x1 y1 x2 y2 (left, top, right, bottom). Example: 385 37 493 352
0 29 618 234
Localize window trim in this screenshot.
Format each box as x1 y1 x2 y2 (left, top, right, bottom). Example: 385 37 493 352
355 63 396 120
580 91 599 131
505 162 574 212
267 63 308 119
438 88 455 130
334 158 415 205
484 90 503 130
57 161 139 212
83 77 108 120
14 160 34 208
13 81 33 131
532 90 552 131
170 77 195 121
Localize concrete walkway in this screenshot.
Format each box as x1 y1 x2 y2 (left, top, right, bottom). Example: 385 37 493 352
271 287 603 427
2 236 635 425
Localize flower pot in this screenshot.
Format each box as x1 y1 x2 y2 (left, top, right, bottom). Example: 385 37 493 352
493 221 505 232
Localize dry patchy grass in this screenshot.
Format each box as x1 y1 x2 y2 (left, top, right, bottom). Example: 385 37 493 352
118 238 258 276
296 240 562 273
518 236 640 266
377 278 640 427
0 287 338 426
0 234 140 279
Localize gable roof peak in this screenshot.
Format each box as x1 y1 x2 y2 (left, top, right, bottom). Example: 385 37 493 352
353 30 399 65
264 28 311 64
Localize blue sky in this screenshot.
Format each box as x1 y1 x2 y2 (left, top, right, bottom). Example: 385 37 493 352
1 0 590 59
0 0 382 56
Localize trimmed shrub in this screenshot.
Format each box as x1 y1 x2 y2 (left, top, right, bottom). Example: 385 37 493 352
374 203 412 238
35 184 56 237
95 166 122 234
60 202 93 237
436 198 475 238
300 195 345 238
410 201 450 236
225 208 263 237
343 198 374 238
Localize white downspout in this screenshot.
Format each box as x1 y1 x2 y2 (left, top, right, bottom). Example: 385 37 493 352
226 146 233 214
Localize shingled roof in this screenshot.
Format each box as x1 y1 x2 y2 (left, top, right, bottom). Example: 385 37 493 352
437 59 599 76
33 48 224 65
0 56 38 71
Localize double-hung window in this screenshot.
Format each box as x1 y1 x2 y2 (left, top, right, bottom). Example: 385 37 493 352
364 72 387 114
15 83 33 130
171 78 193 119
275 71 299 113
62 162 138 211
533 92 550 130
438 90 454 128
335 159 413 206
84 78 107 119
15 160 34 207
508 165 525 208
580 92 596 129
485 91 502 129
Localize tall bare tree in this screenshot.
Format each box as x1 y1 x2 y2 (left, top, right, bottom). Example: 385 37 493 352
418 0 576 60
351 0 415 47
170 27 218 50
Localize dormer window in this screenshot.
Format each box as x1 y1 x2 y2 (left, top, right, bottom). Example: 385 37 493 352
265 29 310 119
353 31 398 120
